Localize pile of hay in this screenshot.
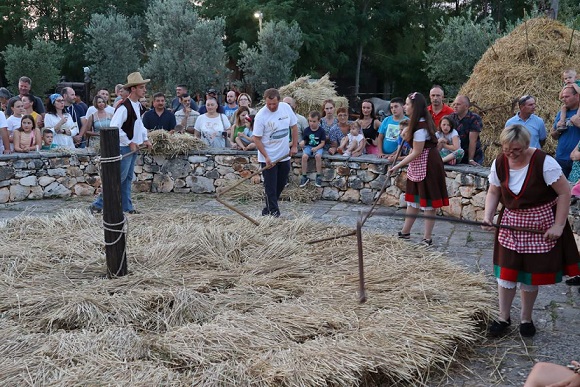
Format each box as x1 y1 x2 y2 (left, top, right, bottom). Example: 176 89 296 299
219 179 321 203
459 17 580 163
278 74 350 117
0 210 494 385
144 130 207 156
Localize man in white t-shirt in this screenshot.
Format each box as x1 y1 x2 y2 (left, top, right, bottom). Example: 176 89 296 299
90 72 152 215
253 88 298 217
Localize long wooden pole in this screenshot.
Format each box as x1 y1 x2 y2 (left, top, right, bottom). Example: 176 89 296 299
215 154 290 226
100 127 127 277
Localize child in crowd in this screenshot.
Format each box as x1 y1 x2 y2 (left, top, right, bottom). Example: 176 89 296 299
436 115 464 165
299 111 326 188
557 69 580 130
40 129 58 150
388 92 448 246
337 121 365 157
387 119 412 163
235 114 256 151
13 115 41 152
229 106 250 149
7 99 26 132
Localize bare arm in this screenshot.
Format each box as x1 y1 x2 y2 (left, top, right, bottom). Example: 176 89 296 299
289 124 298 156
377 133 386 157
13 131 25 152
252 135 271 166
0 127 10 154
545 174 572 240
483 184 501 227
468 131 478 161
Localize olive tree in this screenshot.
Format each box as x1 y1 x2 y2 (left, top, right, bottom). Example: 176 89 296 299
141 0 229 94
84 13 141 90
2 40 64 95
423 12 500 96
238 20 303 94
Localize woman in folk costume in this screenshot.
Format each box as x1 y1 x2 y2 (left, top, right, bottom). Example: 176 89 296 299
483 124 580 337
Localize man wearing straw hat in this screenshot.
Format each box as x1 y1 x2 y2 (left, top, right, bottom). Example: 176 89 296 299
253 88 299 217
90 72 152 215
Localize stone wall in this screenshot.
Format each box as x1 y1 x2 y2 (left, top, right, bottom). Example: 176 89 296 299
0 149 491 221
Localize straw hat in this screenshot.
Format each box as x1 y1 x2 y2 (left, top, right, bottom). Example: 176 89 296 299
123 72 150 88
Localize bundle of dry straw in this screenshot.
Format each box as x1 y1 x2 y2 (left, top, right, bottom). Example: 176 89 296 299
0 210 493 385
278 74 350 117
459 17 580 163
144 130 207 156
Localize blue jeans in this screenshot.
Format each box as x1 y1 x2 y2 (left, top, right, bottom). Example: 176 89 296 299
92 146 137 212
261 160 290 217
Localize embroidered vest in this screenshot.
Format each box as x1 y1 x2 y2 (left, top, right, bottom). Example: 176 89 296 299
116 98 145 141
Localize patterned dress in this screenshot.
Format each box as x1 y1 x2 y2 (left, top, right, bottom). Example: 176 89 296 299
492 150 580 285
404 121 449 209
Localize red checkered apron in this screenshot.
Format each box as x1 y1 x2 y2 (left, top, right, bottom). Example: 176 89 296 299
406 148 429 182
498 199 557 253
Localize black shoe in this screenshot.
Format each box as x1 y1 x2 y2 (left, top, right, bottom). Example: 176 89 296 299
488 318 511 337
127 209 139 214
519 321 536 337
565 276 580 286
89 205 102 215
421 238 433 246
397 232 410 240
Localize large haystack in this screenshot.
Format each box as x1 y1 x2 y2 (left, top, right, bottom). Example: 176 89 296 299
0 210 493 385
459 17 580 163
145 130 207 156
278 74 349 117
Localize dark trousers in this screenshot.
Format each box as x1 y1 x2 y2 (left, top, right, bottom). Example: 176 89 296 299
261 160 290 217
556 158 573 179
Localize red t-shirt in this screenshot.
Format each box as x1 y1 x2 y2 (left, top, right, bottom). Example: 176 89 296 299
428 104 454 128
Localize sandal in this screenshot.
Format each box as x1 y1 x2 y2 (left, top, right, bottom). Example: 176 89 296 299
421 238 433 246
397 232 411 240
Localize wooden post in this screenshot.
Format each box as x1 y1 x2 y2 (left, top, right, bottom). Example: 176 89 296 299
100 127 128 277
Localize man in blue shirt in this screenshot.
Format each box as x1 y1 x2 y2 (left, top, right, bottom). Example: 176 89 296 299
505 95 546 149
142 92 176 131
551 85 580 178
223 90 238 121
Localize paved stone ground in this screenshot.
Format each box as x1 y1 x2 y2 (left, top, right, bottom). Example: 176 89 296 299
0 193 578 386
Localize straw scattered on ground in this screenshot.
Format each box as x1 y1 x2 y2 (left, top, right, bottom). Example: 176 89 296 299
144 130 207 156
459 17 580 163
219 179 321 203
0 210 494 385
278 74 350 116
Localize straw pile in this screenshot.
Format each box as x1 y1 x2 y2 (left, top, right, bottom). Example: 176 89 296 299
278 74 350 117
0 210 494 385
144 130 207 156
459 17 580 163
220 179 321 203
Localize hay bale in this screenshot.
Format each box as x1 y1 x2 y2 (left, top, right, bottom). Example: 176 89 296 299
278 74 349 117
145 130 207 156
0 210 494 385
459 17 580 163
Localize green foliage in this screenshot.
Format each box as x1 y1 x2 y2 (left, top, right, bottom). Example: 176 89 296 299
423 12 501 96
141 0 229 94
2 40 64 95
84 13 141 89
238 20 303 94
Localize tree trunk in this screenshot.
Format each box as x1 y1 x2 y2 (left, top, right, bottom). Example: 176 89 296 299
354 43 363 96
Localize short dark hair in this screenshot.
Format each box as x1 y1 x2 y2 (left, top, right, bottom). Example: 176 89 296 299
177 84 188 89
263 88 280 100
19 76 32 85
153 92 166 100
308 111 321 120
179 93 190 99
42 128 53 136
390 97 404 105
